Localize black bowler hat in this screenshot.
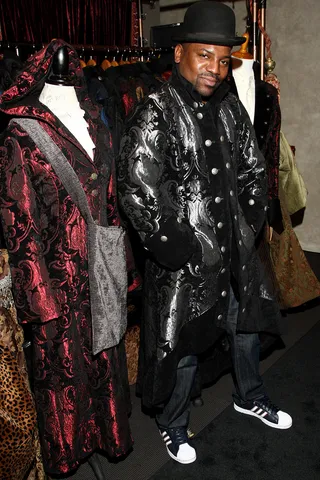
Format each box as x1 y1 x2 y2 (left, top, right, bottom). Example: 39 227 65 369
172 1 246 47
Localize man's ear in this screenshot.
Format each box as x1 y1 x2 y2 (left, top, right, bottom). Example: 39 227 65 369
174 44 183 64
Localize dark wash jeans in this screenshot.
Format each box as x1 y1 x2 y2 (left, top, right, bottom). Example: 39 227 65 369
157 288 266 429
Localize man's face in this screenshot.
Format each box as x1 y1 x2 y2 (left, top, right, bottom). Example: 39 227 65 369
174 43 232 98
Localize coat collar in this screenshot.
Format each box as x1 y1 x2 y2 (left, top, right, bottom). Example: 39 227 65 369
169 63 230 111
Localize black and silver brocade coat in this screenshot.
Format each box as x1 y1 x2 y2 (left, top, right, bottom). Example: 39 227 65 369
118 76 278 407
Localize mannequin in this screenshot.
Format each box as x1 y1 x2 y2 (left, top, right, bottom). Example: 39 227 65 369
231 33 255 124
41 49 104 480
0 41 132 479
230 33 282 229
39 47 95 160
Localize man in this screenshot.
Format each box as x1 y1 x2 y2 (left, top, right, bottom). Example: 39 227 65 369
118 1 292 465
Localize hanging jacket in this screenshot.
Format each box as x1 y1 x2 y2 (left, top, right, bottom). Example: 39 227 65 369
0 39 132 475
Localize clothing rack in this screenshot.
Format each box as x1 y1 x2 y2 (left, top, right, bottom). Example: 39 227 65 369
0 40 173 62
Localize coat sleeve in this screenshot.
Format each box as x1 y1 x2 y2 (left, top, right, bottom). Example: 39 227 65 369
0 124 62 323
237 103 268 237
117 99 196 271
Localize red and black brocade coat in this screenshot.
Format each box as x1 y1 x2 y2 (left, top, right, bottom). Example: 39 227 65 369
0 40 132 475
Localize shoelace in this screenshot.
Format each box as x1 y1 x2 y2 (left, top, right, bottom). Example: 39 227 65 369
169 427 189 446
255 396 279 415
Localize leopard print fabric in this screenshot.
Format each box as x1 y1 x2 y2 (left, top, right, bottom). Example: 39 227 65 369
0 249 45 480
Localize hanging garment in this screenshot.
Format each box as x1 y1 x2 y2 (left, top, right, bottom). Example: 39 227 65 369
0 39 132 475
228 67 282 228
0 249 45 480
84 59 171 385
231 66 319 308
279 131 308 215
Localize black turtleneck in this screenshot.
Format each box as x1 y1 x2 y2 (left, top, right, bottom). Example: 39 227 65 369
169 62 230 118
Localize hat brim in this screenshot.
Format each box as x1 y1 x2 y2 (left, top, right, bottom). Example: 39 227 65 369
172 32 246 47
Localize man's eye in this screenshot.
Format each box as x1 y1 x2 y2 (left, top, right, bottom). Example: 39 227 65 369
200 54 208 58
221 60 230 66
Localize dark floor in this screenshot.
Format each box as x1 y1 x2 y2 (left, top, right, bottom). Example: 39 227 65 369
62 252 320 480
151 315 320 480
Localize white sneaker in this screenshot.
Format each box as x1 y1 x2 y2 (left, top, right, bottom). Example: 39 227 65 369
159 426 197 464
234 395 292 429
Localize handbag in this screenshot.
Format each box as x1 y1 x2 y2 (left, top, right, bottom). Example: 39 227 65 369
12 118 127 355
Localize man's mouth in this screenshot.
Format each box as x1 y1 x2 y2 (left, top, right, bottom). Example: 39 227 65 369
200 76 219 87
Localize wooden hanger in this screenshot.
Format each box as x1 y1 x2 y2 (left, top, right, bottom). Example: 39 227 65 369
232 32 253 59
101 49 112 70
86 49 97 66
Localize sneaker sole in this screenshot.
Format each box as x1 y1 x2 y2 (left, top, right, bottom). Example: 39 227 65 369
166 446 197 464
234 403 292 430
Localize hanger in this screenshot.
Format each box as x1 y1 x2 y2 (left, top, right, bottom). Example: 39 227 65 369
232 32 253 59
79 47 86 68
86 46 97 67
110 48 119 67
101 49 111 70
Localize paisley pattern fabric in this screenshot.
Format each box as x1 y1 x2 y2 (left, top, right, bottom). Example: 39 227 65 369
269 186 320 309
0 40 132 475
118 70 281 408
0 249 45 480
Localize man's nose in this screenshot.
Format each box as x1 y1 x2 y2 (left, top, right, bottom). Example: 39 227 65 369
207 60 220 76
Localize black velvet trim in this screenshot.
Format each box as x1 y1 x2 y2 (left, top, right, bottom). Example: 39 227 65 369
145 216 197 271
268 197 284 234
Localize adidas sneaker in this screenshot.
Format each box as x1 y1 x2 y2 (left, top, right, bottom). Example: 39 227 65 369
159 426 197 464
234 395 292 429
